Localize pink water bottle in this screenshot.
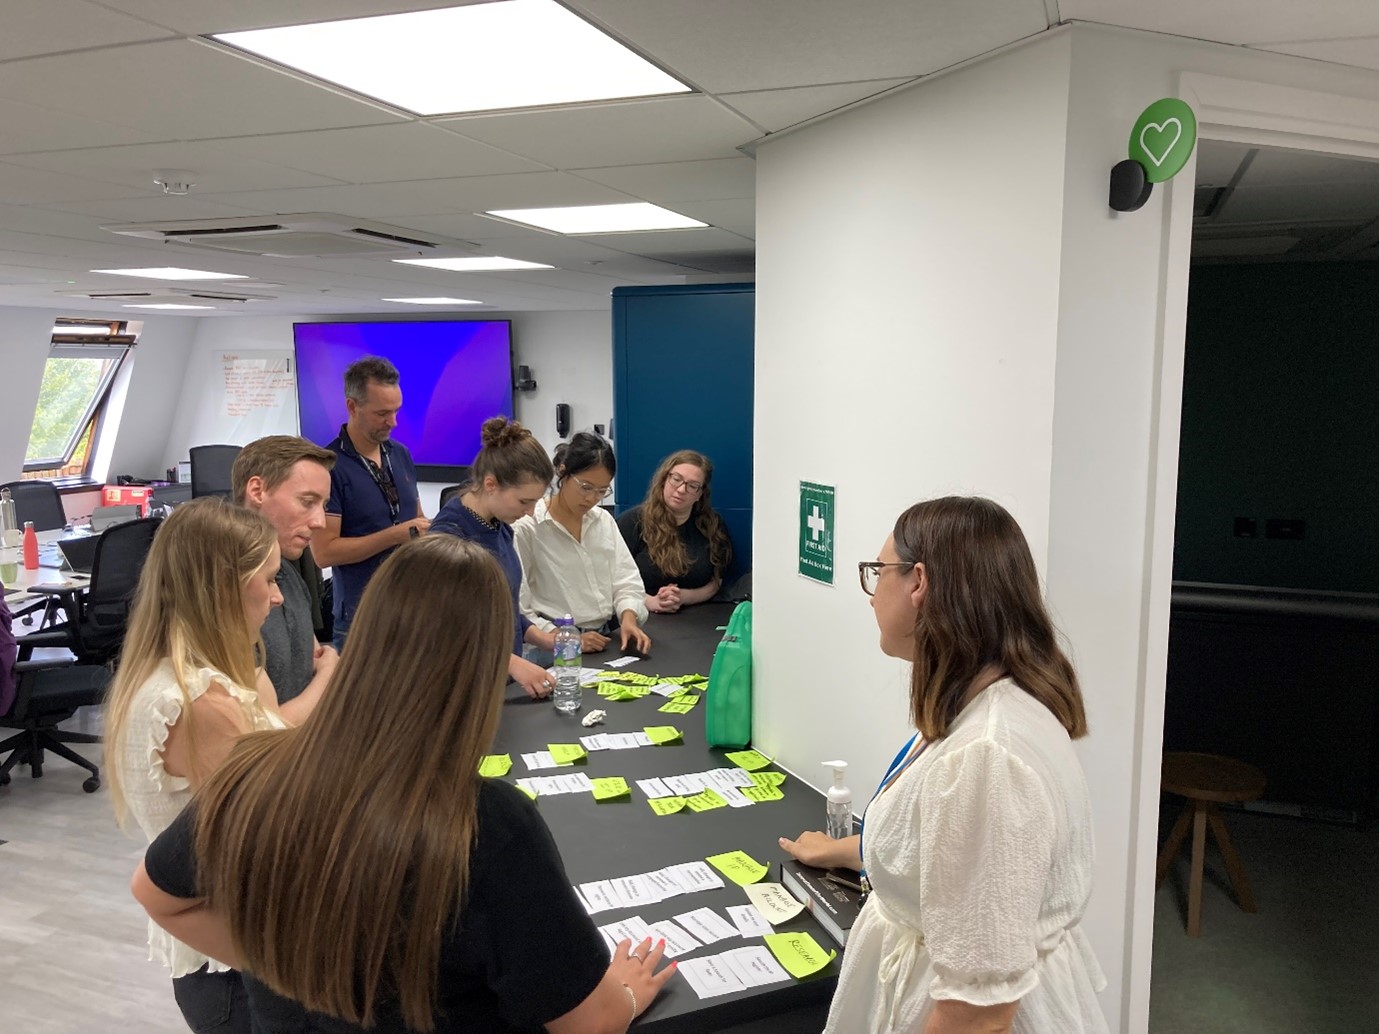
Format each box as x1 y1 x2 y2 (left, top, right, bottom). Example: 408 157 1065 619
22 521 38 570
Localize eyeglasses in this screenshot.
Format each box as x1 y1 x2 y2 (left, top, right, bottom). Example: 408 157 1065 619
572 477 614 499
858 561 914 596
666 471 704 495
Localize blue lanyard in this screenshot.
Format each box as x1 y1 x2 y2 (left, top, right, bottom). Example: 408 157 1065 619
858 733 926 875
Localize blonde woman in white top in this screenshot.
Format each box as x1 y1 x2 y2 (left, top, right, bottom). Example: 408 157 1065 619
780 497 1109 1034
105 497 307 1034
513 432 650 655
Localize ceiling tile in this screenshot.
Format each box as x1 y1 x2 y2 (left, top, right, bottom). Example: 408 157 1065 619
0 99 165 156
1217 182 1379 223
1255 37 1379 74
669 198 755 237
435 96 760 168
1241 147 1379 187
1060 0 1379 46
570 157 756 203
579 225 753 257
36 196 271 223
97 0 465 35
206 123 548 184
0 40 405 141
567 0 1049 92
0 0 175 61
0 162 144 205
720 79 914 133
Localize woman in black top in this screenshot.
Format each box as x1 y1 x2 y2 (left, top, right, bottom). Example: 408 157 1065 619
132 537 674 1034
617 450 733 614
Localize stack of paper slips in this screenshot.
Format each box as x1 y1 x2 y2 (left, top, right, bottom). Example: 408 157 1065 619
574 860 725 914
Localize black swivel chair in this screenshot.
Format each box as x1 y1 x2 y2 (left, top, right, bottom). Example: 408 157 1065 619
0 479 66 531
0 652 109 792
189 444 242 499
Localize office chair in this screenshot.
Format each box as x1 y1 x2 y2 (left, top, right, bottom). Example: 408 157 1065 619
189 444 242 499
0 479 66 532
0 653 108 792
25 516 162 668
439 483 466 509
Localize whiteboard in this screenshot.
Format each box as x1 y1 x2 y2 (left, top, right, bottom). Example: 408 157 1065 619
182 350 299 447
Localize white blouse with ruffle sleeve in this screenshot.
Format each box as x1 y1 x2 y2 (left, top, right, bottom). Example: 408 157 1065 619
824 681 1109 1034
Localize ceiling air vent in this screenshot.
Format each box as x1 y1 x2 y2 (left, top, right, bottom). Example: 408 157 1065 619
101 213 464 259
58 287 277 304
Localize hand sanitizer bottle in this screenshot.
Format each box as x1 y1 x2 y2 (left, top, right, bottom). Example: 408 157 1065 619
823 760 852 840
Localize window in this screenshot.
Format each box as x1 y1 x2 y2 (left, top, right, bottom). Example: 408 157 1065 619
24 322 134 481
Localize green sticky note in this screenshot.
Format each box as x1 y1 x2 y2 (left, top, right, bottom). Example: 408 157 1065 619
705 849 768 885
516 783 537 800
590 777 631 801
596 684 621 697
749 771 787 788
658 697 698 714
477 754 512 777
725 749 773 771
741 783 784 803
547 743 587 765
607 689 642 702
648 796 686 816
643 725 683 745
684 788 728 812
763 932 837 979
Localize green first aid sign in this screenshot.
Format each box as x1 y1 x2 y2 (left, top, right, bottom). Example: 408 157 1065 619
1128 98 1197 183
798 481 835 584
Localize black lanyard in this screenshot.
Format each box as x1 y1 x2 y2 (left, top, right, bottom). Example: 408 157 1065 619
358 449 400 522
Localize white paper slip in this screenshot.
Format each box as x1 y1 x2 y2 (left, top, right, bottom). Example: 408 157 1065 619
649 682 683 697
527 776 560 795
515 779 539 797
521 750 558 771
580 734 611 751
636 777 675 799
717 785 752 808
572 885 596 915
547 665 604 682
605 733 643 750
554 773 594 794
598 928 618 953
677 954 747 1000
579 881 619 914
604 655 640 668
663 773 705 796
719 946 791 988
672 906 740 945
645 919 702 958
643 868 684 900
715 766 756 789
632 731 653 746
669 861 725 894
726 904 773 938
610 874 660 908
743 882 806 924
600 915 651 946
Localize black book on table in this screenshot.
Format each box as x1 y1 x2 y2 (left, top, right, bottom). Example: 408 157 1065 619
779 859 865 947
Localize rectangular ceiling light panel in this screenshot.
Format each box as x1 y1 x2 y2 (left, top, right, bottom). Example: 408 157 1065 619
214 1 690 116
485 202 707 234
91 267 247 280
393 256 552 271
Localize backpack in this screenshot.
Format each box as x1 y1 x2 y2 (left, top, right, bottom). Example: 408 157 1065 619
705 601 752 748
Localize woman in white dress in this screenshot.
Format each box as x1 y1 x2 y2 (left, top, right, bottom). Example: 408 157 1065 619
780 496 1109 1034
104 497 293 1034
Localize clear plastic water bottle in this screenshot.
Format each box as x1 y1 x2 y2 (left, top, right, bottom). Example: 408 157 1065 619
552 615 583 714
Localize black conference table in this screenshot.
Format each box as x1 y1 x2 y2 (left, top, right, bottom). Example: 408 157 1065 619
491 603 839 1033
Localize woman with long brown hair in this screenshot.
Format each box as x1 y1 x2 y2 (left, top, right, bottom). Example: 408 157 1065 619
616 450 732 614
132 536 675 1033
780 497 1108 1034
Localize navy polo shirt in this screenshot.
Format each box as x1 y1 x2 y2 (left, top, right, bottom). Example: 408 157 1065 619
324 425 420 635
430 498 530 655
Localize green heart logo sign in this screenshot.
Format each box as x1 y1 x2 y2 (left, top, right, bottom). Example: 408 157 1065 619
1128 99 1197 183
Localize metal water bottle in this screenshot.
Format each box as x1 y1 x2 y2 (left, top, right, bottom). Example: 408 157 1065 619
0 487 18 547
22 521 39 570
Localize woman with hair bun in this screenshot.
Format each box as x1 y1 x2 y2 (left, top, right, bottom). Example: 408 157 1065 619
617 450 732 613
430 416 557 698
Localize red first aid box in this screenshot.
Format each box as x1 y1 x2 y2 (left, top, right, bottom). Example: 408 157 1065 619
102 485 154 515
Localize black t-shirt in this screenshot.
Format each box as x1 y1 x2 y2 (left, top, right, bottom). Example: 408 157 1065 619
616 505 723 594
144 781 608 1033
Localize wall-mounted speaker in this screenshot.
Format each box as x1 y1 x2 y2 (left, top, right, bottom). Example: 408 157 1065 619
514 364 537 391
556 403 571 438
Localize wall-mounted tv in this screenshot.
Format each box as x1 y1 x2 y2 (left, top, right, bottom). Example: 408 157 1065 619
293 320 513 482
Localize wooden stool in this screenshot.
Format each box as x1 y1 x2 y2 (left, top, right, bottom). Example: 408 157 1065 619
1155 751 1266 936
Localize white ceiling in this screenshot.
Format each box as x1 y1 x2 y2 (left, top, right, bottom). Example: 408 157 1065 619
0 0 1376 317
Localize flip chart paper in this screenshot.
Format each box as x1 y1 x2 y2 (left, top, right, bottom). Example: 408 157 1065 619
477 754 511 777
749 771 787 787
705 850 768 885
637 777 674 799
763 932 837 979
724 749 773 771
684 788 728 812
591 777 631 801
643 725 684 745
673 906 740 945
743 882 806 924
648 796 687 815
741 784 784 803
726 903 773 938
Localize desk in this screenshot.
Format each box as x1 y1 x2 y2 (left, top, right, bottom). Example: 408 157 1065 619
1 531 89 612
491 603 838 1033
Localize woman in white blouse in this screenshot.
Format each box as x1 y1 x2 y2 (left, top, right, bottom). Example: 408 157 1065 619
513 431 652 656
780 496 1109 1034
105 498 298 1034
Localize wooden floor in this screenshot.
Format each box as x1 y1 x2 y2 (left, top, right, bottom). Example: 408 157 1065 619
0 706 187 1033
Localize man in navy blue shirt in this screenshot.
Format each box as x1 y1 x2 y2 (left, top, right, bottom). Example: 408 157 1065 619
313 356 428 650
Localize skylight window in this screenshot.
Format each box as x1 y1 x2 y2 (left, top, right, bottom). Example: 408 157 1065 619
485 202 706 234
392 257 553 272
213 1 690 116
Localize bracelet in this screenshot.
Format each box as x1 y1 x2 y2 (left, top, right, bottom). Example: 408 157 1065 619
621 981 637 1025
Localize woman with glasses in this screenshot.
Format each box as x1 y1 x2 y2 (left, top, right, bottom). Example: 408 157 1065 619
779 497 1108 1034
616 450 733 614
513 431 652 655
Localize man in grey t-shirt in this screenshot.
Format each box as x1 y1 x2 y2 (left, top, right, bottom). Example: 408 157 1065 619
232 436 339 719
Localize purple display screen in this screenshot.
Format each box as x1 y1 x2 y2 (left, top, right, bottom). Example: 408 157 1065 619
293 321 513 468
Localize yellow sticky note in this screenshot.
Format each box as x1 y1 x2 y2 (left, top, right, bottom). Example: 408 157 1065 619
547 743 587 765
705 849 768 885
591 777 631 801
658 697 698 714
749 771 787 788
684 788 728 813
648 796 687 815
724 749 773 771
763 932 837 979
477 754 512 777
643 725 683 745
741 783 784 803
